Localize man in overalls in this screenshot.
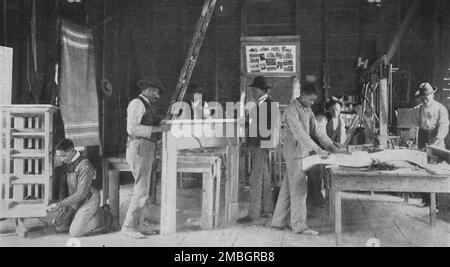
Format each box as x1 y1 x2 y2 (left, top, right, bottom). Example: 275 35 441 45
410 82 449 207
122 76 171 239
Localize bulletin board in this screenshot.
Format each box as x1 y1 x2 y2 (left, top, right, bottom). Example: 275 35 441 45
245 45 297 74
240 35 301 107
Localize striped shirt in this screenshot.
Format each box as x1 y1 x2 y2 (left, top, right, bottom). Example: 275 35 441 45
61 156 97 208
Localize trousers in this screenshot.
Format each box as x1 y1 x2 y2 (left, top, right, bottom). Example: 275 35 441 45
272 155 309 232
248 146 274 219
122 139 156 230
52 191 102 237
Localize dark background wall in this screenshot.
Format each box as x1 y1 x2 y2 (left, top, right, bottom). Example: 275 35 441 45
2 0 449 156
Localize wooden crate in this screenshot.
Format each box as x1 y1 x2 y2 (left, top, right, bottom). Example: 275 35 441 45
0 105 57 223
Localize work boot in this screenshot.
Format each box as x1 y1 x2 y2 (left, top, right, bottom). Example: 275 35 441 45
271 225 288 231
294 228 320 236
121 228 145 239
138 224 160 236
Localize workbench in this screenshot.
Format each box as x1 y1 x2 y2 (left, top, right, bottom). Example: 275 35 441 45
328 167 450 247
104 119 240 235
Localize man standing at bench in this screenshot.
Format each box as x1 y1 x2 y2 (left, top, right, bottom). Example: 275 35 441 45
122 76 170 239
410 82 449 207
271 84 339 236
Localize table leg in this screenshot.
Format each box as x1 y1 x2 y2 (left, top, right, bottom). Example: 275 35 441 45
101 159 109 206
109 170 120 231
15 218 28 238
225 145 239 221
161 132 177 235
329 176 335 220
335 191 343 247
201 170 214 230
214 159 222 227
403 193 409 204
430 193 437 226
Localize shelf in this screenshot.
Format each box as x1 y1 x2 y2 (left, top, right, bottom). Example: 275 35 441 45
10 176 46 185
11 129 45 138
10 150 48 159
0 105 56 219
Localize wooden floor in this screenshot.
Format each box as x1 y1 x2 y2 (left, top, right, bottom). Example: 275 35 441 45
1 191 449 247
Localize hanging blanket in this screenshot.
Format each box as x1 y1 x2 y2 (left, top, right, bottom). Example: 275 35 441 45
59 20 100 147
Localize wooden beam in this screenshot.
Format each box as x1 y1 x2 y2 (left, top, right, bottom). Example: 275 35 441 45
160 132 177 235
322 0 330 101
343 106 363 148
385 0 421 65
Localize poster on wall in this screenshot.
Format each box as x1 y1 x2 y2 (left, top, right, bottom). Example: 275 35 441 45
246 45 296 74
0 46 13 105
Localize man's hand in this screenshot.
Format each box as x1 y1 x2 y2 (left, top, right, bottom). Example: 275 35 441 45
317 149 329 160
154 124 171 133
47 202 61 213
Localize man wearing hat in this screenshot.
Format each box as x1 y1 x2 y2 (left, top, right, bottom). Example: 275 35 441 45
410 82 449 207
122 76 171 239
238 76 275 223
410 82 449 149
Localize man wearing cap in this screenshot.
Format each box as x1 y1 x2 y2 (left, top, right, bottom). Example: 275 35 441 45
410 82 449 207
410 82 449 149
122 76 171 239
238 76 275 223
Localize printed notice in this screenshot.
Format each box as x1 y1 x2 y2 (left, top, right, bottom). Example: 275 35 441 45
246 45 296 74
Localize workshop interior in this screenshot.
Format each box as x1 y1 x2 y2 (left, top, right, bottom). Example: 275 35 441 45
0 0 449 247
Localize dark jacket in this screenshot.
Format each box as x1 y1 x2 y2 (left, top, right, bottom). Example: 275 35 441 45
137 96 162 142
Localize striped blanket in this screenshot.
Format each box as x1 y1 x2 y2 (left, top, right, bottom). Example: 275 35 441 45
59 20 100 147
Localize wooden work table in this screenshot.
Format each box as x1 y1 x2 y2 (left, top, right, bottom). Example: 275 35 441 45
328 166 450 247
104 119 241 235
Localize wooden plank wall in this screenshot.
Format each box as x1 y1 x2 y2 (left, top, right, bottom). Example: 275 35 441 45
4 0 449 155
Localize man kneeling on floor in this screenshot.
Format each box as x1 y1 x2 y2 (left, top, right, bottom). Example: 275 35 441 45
47 139 112 237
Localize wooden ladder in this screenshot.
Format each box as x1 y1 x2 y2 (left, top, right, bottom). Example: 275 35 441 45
167 0 217 118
